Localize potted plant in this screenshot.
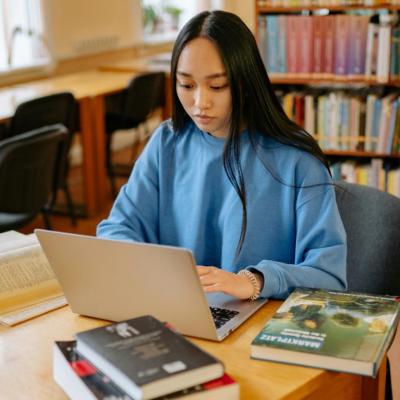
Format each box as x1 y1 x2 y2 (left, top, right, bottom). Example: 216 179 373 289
164 5 183 30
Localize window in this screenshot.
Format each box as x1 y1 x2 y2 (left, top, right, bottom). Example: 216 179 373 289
0 0 51 74
142 0 197 38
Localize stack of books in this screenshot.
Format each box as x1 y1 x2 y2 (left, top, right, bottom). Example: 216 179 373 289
275 88 400 154
54 315 240 400
330 160 400 196
258 14 399 83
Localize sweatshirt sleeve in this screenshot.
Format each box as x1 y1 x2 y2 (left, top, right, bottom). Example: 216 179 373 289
248 187 347 300
96 130 161 243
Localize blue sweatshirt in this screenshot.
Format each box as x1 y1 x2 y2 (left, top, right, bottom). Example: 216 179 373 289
97 120 347 299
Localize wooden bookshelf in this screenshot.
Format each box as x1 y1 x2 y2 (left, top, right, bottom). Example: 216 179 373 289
323 150 400 158
269 77 400 86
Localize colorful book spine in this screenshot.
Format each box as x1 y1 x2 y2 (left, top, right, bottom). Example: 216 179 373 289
334 15 350 79
365 23 376 80
278 16 287 74
365 94 377 152
323 15 335 79
377 25 391 83
286 16 298 78
313 17 324 78
266 16 279 76
347 16 369 80
297 16 313 78
372 99 382 152
390 27 400 81
341 98 350 151
386 98 399 154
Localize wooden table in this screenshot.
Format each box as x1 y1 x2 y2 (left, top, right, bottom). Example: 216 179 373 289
0 300 386 400
0 70 138 215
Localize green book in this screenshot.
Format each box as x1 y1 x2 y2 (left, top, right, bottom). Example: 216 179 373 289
251 287 400 377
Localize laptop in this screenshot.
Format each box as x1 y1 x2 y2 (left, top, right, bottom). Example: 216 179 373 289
35 230 268 341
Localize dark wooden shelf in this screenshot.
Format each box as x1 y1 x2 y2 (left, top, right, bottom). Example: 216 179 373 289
258 5 400 12
270 77 400 86
323 150 400 157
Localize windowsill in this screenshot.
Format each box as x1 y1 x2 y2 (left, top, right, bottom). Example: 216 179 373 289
0 60 53 87
142 31 179 45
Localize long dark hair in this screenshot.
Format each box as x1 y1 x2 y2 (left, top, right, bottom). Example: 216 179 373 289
170 10 331 259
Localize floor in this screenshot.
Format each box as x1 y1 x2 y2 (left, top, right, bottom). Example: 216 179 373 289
17 145 400 400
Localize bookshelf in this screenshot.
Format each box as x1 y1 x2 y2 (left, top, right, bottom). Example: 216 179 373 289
256 1 400 196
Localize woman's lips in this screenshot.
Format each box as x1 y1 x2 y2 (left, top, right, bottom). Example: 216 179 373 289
194 115 214 124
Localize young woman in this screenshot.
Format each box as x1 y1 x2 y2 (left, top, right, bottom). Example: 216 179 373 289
97 10 347 301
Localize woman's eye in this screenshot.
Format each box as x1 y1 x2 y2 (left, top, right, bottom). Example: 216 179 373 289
179 84 192 89
211 85 227 91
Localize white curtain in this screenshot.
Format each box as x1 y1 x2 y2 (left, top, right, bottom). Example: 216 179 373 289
0 0 49 71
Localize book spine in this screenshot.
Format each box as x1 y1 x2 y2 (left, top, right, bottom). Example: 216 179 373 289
313 17 324 78
341 98 350 151
377 25 391 83
266 16 279 76
390 27 400 81
365 95 376 152
257 16 267 68
348 16 369 80
323 15 335 78
377 98 389 153
358 101 366 151
297 16 313 78
372 99 382 152
286 16 298 78
334 15 349 79
278 16 287 75
371 24 380 80
365 23 376 80
386 99 399 154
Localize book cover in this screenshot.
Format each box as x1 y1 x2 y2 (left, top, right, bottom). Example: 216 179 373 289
74 316 224 400
257 16 267 68
286 16 299 78
251 287 400 377
323 15 335 79
334 15 350 79
297 16 313 78
347 16 370 80
54 341 239 400
313 17 325 78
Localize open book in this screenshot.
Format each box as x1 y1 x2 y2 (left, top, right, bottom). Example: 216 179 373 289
0 231 67 327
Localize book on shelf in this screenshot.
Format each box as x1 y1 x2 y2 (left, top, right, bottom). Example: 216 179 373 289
54 341 239 400
0 230 66 327
73 315 224 400
258 14 400 83
251 286 400 377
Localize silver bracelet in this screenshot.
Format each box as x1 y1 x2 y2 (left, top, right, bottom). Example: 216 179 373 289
238 269 261 301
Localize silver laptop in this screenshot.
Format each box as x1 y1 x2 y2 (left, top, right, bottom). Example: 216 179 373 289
35 230 268 341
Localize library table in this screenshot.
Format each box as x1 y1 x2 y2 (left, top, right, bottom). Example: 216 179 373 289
2 70 138 215
0 300 386 400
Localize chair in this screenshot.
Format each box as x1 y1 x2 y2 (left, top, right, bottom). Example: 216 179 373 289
105 72 165 198
0 125 69 232
334 181 400 400
8 92 77 225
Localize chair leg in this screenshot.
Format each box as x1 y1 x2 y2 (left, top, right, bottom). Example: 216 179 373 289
106 133 118 199
386 358 393 400
63 184 77 226
42 211 52 230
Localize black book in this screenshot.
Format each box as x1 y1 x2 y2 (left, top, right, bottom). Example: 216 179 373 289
73 316 224 400
53 341 239 400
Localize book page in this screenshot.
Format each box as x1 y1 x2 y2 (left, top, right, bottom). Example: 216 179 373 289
0 231 25 245
0 233 39 254
0 243 62 314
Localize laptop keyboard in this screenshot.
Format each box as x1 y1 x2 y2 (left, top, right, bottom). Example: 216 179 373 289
210 307 239 330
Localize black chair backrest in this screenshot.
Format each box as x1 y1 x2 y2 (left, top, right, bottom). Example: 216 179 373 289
8 92 76 137
120 72 165 124
0 125 69 214
334 182 400 296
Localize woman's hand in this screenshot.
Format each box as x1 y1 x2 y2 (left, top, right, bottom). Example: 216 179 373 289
197 266 264 300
